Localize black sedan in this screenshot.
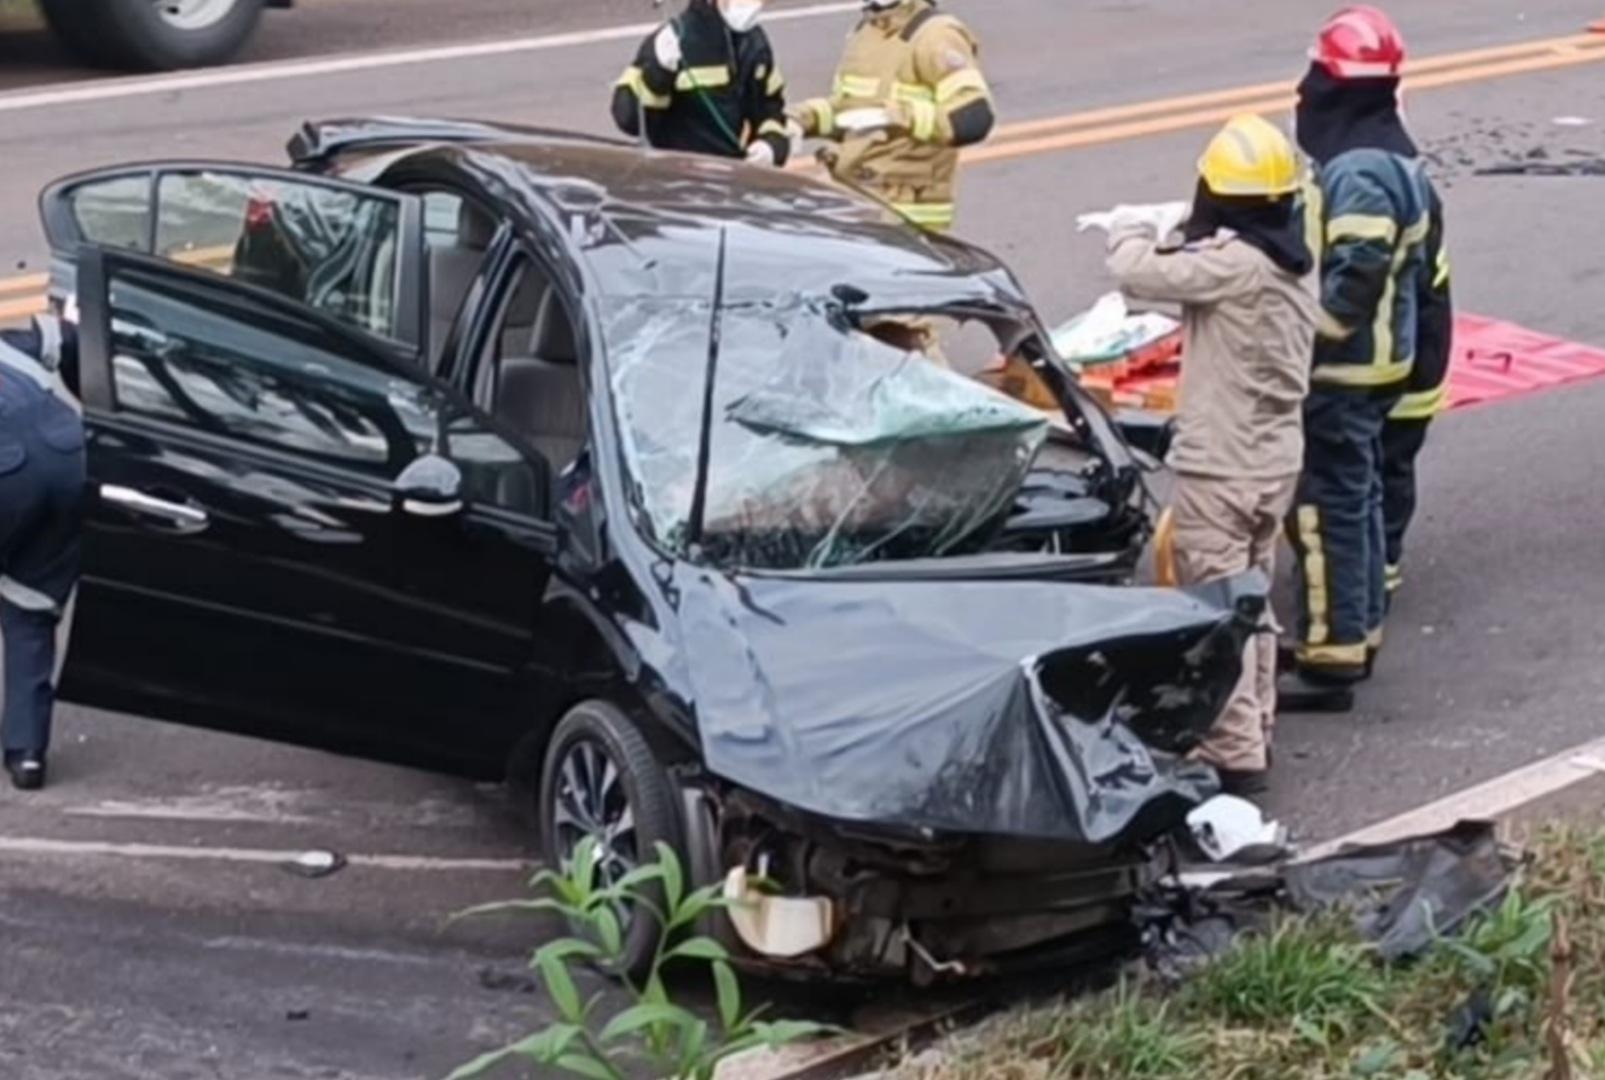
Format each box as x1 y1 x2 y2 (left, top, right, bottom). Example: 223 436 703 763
40 119 1264 979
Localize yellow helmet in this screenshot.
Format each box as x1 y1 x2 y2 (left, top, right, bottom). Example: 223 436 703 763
1197 114 1300 197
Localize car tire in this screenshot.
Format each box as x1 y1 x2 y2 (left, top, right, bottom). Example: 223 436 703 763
41 0 266 71
538 700 683 982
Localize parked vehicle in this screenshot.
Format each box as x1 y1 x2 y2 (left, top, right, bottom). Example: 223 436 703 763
39 0 289 70
38 119 1264 980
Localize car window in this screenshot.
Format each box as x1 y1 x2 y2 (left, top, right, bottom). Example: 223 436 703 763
67 175 150 252
107 263 436 474
105 261 546 516
423 192 463 249
420 190 498 372
444 413 544 518
62 169 407 342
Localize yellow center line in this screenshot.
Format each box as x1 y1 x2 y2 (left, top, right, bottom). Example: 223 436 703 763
983 32 1597 143
963 33 1605 167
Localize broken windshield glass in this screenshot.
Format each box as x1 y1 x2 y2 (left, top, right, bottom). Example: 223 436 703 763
604 295 1049 570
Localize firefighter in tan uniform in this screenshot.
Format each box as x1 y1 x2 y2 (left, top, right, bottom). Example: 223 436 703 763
791 0 996 233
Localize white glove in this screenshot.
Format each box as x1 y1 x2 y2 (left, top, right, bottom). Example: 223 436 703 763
1076 201 1190 238
653 25 683 71
836 106 894 135
745 141 776 167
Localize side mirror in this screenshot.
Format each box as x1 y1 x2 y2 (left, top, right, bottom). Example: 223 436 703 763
393 453 464 518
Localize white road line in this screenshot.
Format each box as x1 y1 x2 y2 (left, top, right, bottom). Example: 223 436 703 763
1298 733 1605 862
0 835 531 873
0 0 867 114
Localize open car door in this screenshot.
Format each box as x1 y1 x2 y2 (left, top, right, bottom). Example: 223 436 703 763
58 215 555 772
40 161 427 360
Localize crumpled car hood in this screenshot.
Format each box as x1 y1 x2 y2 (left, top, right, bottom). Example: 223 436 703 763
671 566 1266 846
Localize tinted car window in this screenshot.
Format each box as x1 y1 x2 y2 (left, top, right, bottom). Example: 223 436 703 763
107 263 545 515
69 175 151 252
108 264 435 473
154 172 403 340
63 171 406 341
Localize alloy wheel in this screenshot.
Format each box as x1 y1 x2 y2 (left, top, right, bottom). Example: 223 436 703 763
152 0 238 31
550 736 640 891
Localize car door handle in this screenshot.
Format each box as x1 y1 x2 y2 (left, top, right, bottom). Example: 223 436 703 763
100 485 210 529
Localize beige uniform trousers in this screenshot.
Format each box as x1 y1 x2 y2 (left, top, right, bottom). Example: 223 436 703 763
1172 472 1298 773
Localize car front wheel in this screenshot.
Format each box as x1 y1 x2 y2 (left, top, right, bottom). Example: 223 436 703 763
42 0 266 70
538 700 683 980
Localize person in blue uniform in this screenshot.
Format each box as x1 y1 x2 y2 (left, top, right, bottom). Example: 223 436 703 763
1281 6 1433 711
0 313 84 790
611 0 791 167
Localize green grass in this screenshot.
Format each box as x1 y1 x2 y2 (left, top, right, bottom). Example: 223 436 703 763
888 826 1605 1080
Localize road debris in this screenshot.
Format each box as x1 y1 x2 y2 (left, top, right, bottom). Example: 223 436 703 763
1186 795 1290 864
281 850 346 879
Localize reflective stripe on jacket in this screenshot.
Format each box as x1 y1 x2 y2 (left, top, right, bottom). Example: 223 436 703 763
611 2 790 164
1313 147 1432 388
1391 180 1452 420
798 0 995 231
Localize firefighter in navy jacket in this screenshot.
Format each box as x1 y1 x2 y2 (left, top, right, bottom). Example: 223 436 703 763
1282 6 1433 709
612 0 791 167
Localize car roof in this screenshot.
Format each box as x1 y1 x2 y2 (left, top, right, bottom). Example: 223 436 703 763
313 120 1029 310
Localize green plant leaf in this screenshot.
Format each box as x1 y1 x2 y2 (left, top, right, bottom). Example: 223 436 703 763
444 1026 579 1078
1352 1040 1401 1076
676 1017 710 1073
1292 1016 1328 1047
666 937 729 964
599 1002 693 1045
536 938 604 965
538 947 586 1024
554 1052 621 1080
654 841 685 911
712 961 742 1033
606 863 668 897
591 907 623 957
668 884 730 931
751 1020 837 1047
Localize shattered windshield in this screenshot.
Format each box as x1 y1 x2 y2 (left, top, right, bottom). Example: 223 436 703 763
603 295 1049 570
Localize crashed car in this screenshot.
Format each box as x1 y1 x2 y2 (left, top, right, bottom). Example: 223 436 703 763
39 118 1264 980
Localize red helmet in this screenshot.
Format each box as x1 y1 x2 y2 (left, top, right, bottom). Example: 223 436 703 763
1310 6 1406 80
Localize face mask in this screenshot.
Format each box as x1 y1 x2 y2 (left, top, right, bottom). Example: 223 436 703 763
720 0 763 32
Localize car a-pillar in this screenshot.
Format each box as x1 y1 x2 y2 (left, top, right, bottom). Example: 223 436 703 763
40 0 277 71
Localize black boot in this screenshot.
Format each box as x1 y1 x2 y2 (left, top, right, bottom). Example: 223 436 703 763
1277 671 1356 714
5 751 46 791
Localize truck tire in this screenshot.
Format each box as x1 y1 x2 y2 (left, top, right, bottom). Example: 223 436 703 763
40 0 266 71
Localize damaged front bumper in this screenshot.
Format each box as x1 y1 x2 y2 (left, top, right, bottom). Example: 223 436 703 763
670 569 1267 979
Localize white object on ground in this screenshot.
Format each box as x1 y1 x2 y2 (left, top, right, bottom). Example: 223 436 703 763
836 107 894 134
1552 116 1592 126
283 849 347 879
724 866 836 958
1187 795 1289 863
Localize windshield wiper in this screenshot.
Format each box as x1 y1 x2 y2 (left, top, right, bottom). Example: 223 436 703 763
684 228 729 552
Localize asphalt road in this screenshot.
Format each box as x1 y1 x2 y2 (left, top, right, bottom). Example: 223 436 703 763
2 1 1605 1077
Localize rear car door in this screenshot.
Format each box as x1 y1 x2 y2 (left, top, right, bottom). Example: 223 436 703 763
58 202 555 768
